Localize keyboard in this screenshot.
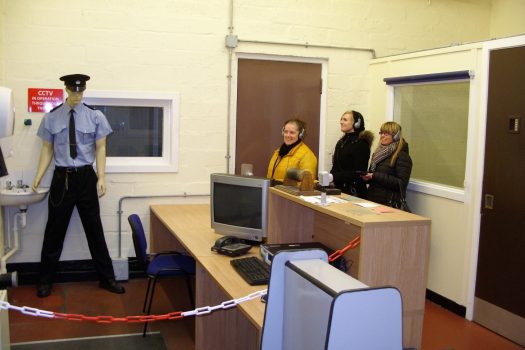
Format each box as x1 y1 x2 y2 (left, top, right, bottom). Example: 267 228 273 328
230 256 270 285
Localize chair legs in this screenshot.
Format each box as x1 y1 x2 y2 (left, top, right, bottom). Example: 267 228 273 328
143 278 153 313
142 275 195 337
143 277 158 337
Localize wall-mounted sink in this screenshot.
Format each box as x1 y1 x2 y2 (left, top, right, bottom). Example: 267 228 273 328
0 187 50 208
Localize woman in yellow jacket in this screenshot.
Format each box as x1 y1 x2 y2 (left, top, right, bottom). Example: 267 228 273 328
267 118 317 182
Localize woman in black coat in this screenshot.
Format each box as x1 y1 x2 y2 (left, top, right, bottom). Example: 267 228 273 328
329 110 374 198
362 121 412 206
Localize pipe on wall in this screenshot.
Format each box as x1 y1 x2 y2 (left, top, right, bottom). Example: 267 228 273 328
237 39 376 58
1 211 25 273
225 0 235 173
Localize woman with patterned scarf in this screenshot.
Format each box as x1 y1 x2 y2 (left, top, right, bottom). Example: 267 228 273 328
361 121 412 207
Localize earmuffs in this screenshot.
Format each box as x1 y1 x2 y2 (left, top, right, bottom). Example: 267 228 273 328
282 126 305 140
393 126 401 142
353 114 362 130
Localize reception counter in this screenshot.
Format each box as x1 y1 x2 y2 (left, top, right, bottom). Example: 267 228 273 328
150 188 430 349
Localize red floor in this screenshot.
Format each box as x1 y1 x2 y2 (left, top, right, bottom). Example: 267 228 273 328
7 278 522 350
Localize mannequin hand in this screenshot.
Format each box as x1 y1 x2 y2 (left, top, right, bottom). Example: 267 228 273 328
31 178 41 192
97 178 106 197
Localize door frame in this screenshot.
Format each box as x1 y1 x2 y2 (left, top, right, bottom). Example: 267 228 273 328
230 52 328 174
467 35 525 320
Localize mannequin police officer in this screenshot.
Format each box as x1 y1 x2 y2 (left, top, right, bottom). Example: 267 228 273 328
32 74 125 297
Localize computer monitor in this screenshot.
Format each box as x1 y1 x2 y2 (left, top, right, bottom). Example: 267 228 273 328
210 173 270 242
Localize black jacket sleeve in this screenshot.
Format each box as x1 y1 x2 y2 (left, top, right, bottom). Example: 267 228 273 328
371 151 412 192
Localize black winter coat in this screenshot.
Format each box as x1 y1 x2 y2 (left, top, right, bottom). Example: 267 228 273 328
367 142 412 206
330 130 374 198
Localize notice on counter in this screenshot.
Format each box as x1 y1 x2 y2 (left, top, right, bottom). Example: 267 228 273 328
372 206 396 213
300 195 348 205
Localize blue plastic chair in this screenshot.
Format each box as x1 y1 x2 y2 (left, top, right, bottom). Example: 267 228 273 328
128 214 196 336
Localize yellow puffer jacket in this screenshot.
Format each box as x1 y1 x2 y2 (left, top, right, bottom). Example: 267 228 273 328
267 142 318 182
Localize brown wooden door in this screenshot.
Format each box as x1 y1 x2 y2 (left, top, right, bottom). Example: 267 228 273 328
474 45 525 346
235 59 321 177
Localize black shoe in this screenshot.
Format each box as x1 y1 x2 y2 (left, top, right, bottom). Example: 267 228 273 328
37 283 52 298
99 279 125 294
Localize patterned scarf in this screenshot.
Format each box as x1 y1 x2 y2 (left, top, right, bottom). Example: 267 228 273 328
369 141 398 172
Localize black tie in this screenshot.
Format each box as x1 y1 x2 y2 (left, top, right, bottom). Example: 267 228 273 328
69 110 77 159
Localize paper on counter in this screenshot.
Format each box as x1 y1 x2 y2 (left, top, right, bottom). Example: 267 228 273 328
300 195 348 205
339 194 361 202
353 201 381 208
373 206 396 213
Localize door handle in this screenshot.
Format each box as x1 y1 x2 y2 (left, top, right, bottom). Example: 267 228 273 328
484 194 494 209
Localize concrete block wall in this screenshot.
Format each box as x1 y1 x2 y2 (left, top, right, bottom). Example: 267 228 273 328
0 0 521 276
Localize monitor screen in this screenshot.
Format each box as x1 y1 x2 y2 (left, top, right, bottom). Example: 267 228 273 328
210 173 270 242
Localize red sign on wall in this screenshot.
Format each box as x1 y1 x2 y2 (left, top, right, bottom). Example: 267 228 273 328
28 88 64 113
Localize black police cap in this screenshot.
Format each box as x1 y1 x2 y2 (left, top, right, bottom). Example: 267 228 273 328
60 74 90 92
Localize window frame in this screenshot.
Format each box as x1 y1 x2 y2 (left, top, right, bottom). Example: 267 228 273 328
83 90 179 173
385 72 476 202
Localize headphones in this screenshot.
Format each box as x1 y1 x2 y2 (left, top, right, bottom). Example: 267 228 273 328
349 110 363 130
353 114 362 130
282 124 305 140
393 126 401 142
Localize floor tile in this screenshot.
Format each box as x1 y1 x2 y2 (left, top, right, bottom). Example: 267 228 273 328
7 279 522 350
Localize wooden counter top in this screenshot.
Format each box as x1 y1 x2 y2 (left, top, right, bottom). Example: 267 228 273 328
270 187 430 228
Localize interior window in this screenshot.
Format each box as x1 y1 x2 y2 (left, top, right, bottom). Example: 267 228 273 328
393 82 469 188
385 71 472 201
83 91 179 173
92 105 164 157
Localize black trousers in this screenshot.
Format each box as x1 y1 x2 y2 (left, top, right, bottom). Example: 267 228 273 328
39 166 115 284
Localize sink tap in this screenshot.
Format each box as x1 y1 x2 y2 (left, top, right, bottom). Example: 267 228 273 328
5 181 14 190
16 180 24 189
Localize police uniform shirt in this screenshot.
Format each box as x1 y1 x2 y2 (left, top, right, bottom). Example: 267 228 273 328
37 103 113 167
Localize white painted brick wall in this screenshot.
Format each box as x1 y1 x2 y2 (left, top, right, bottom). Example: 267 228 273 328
0 0 522 267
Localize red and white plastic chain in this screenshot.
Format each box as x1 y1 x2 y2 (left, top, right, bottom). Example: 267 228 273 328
0 289 267 324
182 289 267 317
328 235 361 262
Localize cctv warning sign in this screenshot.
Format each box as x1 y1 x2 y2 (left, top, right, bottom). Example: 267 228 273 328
28 88 64 113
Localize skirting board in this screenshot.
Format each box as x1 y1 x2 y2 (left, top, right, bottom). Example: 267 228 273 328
473 297 525 346
426 289 466 317
7 259 144 285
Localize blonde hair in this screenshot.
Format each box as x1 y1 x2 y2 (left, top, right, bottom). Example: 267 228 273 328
379 121 405 166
